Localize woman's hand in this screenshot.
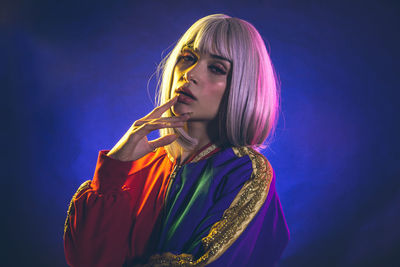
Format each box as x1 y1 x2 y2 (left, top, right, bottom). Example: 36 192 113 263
107 96 189 161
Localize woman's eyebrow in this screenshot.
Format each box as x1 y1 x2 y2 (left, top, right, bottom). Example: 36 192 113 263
210 54 231 64
182 45 231 64
182 45 195 52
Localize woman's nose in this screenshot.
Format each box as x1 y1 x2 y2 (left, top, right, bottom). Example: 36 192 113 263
183 62 201 84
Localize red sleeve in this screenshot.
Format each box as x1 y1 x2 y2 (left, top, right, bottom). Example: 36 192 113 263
63 150 147 267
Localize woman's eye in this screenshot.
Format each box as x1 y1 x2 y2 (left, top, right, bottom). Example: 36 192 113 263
183 55 194 61
209 65 226 75
179 53 195 62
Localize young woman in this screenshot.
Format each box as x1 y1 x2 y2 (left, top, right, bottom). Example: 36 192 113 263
64 14 289 267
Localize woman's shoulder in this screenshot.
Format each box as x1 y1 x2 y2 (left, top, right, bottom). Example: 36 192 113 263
229 146 274 199
206 146 274 200
231 146 272 169
222 146 274 184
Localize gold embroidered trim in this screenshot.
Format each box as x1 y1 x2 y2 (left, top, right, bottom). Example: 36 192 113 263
145 147 272 266
166 144 218 165
63 180 92 236
189 144 218 163
143 253 197 267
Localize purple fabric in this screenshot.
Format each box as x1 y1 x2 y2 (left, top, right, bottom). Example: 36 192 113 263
157 147 253 255
153 147 289 266
208 172 290 267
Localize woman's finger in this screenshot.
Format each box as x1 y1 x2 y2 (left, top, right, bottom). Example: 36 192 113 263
148 134 178 149
133 113 190 127
133 121 185 139
145 96 178 120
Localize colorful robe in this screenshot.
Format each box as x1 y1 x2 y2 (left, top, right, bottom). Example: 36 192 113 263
63 144 289 267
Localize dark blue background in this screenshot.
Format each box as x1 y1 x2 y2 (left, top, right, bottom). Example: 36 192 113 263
2 0 399 266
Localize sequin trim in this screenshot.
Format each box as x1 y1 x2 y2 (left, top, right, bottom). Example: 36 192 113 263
63 180 92 236
145 147 272 266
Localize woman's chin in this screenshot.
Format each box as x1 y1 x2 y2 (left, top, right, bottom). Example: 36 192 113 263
172 104 191 116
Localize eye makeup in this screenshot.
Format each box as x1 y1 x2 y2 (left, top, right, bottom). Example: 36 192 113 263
178 46 231 75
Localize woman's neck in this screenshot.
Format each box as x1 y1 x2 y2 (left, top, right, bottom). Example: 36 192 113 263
179 120 213 164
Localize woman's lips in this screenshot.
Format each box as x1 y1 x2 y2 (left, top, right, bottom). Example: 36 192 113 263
177 93 195 104
175 86 196 104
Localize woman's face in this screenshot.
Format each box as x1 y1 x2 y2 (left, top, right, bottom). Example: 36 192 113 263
171 46 231 121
